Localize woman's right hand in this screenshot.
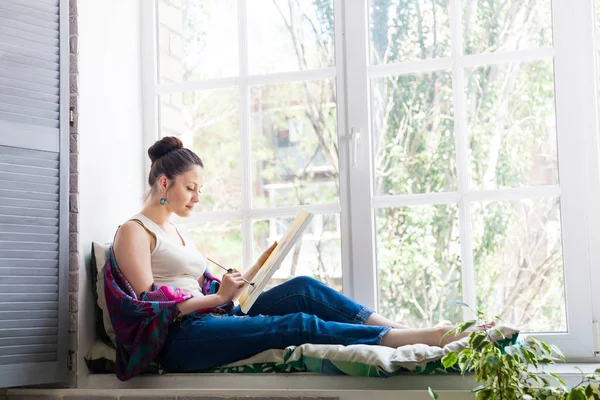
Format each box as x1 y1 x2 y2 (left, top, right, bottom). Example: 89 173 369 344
216 270 247 303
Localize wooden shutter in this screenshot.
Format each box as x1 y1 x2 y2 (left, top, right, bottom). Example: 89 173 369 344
0 0 69 387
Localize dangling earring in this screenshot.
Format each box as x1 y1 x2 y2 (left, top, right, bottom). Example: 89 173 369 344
160 198 167 205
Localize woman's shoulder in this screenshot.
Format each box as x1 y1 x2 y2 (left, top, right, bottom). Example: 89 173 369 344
115 220 151 241
115 216 157 246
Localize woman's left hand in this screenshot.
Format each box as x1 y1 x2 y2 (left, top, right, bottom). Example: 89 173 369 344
236 242 277 299
253 241 278 271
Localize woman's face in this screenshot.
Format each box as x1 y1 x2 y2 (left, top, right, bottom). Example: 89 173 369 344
162 165 205 217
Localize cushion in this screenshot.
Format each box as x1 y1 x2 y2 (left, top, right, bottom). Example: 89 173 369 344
209 325 519 376
84 327 519 376
91 242 116 345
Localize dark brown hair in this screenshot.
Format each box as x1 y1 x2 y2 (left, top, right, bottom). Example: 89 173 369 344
147 136 204 190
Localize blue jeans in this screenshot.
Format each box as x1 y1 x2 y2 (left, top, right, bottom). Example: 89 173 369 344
155 276 392 372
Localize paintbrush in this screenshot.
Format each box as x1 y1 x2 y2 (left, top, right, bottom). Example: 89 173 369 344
206 257 255 286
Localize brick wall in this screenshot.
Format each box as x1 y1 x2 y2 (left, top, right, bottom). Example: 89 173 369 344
68 0 79 387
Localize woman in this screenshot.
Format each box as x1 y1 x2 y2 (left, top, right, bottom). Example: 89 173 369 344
111 136 485 374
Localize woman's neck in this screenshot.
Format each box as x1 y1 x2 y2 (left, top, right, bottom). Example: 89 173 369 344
139 201 172 229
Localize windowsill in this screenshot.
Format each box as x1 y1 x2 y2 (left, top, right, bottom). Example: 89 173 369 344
79 372 476 391
72 363 600 390
6 364 600 399
536 362 600 387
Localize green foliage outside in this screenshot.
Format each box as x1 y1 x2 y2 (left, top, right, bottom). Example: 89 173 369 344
162 0 565 332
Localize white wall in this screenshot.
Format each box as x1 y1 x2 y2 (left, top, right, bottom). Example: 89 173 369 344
77 0 144 385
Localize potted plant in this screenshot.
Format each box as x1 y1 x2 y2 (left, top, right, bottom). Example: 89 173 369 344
428 305 600 399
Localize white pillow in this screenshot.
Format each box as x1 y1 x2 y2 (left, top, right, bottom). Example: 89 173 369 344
92 241 116 345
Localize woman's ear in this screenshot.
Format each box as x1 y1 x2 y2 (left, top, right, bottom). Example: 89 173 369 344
158 175 169 192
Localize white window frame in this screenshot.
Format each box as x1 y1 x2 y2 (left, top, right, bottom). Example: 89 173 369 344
140 0 354 294
346 0 600 358
589 0 600 356
141 0 600 359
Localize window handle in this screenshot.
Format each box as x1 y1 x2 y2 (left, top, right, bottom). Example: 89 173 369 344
350 128 362 168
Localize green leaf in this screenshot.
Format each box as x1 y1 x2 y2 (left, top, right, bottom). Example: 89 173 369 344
541 341 553 356
460 348 473 357
521 348 538 367
449 301 471 309
471 385 487 392
442 326 459 340
442 352 458 369
455 320 477 335
483 354 501 373
550 343 566 362
476 388 494 400
568 387 586 400
525 337 541 352
469 330 489 350
428 387 438 400
458 353 473 373
492 327 505 339
504 345 518 356
586 385 594 398
547 372 566 389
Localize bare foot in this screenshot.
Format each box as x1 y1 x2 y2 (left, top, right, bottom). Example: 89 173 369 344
438 321 496 347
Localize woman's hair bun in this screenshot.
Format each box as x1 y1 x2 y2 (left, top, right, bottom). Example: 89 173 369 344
148 136 184 163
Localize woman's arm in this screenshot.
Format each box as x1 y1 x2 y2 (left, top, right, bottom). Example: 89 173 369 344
113 221 154 296
243 262 262 283
113 222 238 316
243 241 278 282
174 293 228 315
226 242 278 301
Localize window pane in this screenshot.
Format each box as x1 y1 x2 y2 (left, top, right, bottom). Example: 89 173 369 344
369 0 451 64
597 0 600 32
371 71 456 195
466 60 558 190
184 220 243 274
159 89 241 211
246 0 335 75
463 0 552 55
251 80 339 208
252 214 342 291
376 205 462 328
472 197 566 332
158 0 238 83
598 50 600 98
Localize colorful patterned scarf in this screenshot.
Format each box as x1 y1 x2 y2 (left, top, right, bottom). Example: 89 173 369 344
104 246 231 381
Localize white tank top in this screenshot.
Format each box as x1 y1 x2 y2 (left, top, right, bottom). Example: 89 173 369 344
129 214 207 297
